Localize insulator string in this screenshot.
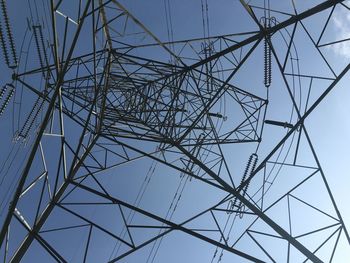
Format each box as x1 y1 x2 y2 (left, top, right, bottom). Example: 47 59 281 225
33 25 46 78
0 84 14 116
0 20 10 66
264 18 272 88
16 95 44 141
0 0 17 67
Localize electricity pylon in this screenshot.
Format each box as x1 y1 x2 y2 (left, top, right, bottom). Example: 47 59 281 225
0 0 349 262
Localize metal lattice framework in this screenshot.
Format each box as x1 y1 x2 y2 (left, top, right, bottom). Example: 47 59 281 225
0 0 350 262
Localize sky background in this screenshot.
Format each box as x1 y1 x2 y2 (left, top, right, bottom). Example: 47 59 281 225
1 0 350 262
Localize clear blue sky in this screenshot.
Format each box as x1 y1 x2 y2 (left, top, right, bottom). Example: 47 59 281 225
1 1 350 262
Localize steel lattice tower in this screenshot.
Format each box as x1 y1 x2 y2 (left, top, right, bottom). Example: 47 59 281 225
0 0 350 262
